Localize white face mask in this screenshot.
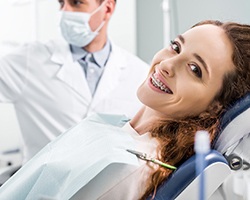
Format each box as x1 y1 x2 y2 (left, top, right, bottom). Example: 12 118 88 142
60 2 106 47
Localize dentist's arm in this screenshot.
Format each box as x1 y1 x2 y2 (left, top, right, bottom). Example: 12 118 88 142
0 45 29 102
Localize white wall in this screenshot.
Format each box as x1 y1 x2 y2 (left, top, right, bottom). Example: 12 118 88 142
136 0 164 64
166 0 250 43
108 0 136 55
0 1 33 44
0 0 136 55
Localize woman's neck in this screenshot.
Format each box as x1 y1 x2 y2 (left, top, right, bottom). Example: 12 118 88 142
129 106 162 135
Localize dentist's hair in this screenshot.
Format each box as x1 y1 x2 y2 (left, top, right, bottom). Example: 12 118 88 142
141 20 250 200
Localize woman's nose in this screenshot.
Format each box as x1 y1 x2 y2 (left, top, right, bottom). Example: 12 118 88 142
159 59 176 77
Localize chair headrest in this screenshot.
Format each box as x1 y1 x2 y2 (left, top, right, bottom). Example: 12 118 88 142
214 93 250 154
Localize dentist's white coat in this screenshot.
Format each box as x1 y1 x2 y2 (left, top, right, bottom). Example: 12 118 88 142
0 39 149 161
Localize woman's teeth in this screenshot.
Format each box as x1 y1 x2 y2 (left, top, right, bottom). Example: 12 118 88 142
151 74 173 94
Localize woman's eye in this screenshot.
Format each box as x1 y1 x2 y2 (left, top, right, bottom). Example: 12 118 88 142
189 64 202 78
170 40 180 54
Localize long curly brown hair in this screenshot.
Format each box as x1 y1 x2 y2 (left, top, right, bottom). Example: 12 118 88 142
141 20 250 199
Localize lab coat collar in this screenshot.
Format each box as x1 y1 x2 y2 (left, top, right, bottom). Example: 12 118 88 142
49 39 69 65
47 39 92 102
47 40 127 106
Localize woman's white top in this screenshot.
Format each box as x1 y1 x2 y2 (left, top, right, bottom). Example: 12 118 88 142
0 114 159 200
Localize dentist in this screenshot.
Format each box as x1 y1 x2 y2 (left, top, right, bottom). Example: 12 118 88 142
0 0 149 162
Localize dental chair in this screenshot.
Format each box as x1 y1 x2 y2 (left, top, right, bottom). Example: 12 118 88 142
213 92 250 199
1 94 249 199
148 93 250 200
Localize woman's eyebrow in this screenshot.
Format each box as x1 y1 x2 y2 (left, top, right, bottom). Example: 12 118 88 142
177 35 185 44
178 34 209 75
194 53 209 74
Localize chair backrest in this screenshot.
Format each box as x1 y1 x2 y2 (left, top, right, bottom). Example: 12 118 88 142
214 93 250 155
147 150 230 200
149 93 250 200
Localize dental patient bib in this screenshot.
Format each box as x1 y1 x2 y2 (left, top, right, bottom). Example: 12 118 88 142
0 114 140 200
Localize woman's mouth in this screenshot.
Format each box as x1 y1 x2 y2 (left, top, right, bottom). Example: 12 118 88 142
151 73 173 94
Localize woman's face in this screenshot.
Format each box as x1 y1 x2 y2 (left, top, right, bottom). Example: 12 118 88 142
137 24 235 119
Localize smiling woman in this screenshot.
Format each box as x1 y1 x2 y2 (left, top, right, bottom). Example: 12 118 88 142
137 20 250 199
0 20 250 200
137 23 234 119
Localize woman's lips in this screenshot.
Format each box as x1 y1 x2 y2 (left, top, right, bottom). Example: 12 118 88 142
150 72 173 94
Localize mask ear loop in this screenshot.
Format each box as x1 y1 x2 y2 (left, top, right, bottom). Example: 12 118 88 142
90 0 108 17
93 21 105 33
89 0 108 33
